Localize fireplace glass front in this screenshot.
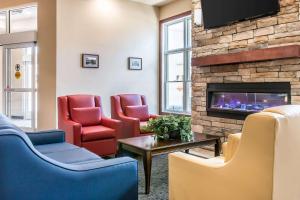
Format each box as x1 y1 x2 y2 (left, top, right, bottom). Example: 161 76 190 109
207 82 291 119
210 92 288 112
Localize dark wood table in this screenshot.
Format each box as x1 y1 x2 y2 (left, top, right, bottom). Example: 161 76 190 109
118 133 221 194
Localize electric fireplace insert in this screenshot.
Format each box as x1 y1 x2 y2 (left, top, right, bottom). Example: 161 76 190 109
207 82 291 120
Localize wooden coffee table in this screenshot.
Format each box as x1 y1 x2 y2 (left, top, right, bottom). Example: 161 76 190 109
118 133 221 194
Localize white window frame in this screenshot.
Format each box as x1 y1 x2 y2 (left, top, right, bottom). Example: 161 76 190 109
161 15 192 114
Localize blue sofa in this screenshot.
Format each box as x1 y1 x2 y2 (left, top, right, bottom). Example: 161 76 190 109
0 114 138 200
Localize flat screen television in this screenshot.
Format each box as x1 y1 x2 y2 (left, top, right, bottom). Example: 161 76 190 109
201 0 280 29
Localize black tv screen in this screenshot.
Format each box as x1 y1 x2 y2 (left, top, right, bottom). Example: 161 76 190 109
201 0 280 29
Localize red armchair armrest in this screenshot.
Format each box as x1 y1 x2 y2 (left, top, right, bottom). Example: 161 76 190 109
118 113 140 124
101 118 122 139
59 120 82 146
117 113 141 138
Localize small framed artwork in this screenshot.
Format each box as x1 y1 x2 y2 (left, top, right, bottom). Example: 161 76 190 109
82 54 99 68
128 57 142 70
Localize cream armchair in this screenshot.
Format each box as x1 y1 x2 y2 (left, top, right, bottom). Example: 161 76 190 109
169 105 300 200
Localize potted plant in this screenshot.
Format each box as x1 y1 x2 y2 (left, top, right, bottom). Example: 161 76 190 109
144 115 193 142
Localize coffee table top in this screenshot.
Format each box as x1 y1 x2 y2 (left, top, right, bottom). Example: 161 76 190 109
118 133 219 151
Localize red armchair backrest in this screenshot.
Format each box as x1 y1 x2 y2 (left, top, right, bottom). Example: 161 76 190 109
111 94 147 119
58 95 103 124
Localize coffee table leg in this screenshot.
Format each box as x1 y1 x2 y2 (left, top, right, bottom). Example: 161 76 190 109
117 143 122 157
143 151 152 194
215 139 221 157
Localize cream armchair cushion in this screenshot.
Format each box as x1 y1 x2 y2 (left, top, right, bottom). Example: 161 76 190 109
169 105 300 200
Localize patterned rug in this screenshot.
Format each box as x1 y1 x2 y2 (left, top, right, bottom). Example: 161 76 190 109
138 155 168 200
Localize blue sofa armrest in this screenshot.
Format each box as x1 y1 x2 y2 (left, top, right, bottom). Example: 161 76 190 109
26 129 65 145
67 157 139 200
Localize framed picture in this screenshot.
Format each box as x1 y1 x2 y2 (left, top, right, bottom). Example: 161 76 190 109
128 57 142 70
82 54 99 68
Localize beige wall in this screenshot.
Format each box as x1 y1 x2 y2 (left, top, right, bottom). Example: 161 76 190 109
159 0 192 20
37 0 56 130
0 0 35 9
57 0 159 116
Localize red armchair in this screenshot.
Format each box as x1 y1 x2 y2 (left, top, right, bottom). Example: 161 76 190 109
111 94 159 138
58 95 121 156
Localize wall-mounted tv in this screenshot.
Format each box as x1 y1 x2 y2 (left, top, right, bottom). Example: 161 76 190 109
201 0 280 29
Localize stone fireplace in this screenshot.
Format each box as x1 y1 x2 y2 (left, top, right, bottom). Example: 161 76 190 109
191 0 300 136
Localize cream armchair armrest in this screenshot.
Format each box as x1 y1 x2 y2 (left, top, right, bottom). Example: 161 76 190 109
169 152 229 200
169 152 269 200
224 133 242 162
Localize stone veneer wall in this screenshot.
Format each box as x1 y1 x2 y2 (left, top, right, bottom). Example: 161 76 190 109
191 0 300 136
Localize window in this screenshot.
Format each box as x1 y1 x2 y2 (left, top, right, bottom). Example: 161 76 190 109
161 15 192 114
10 6 37 33
0 11 7 34
0 6 37 34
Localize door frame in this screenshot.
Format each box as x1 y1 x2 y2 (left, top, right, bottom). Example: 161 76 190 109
3 42 37 130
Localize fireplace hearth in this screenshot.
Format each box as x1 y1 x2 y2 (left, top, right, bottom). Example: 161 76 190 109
207 82 291 120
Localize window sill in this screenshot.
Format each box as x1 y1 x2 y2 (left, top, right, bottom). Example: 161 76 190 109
160 111 191 116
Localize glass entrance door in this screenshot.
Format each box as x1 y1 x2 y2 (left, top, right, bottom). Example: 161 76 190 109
3 43 37 130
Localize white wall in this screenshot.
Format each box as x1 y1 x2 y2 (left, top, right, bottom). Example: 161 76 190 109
57 0 159 116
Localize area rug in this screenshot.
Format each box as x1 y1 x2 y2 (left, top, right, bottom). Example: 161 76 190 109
138 155 168 200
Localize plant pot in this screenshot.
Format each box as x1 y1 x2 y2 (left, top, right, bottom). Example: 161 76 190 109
169 131 181 140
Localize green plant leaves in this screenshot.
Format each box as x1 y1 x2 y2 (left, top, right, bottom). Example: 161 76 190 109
146 115 192 141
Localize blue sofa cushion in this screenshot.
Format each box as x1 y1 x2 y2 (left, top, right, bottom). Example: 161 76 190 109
35 142 79 154
27 130 65 145
41 147 103 164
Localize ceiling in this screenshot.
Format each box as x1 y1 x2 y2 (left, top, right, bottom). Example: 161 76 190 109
130 0 175 6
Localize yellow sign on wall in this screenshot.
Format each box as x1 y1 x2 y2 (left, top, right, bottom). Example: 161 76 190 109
15 64 21 79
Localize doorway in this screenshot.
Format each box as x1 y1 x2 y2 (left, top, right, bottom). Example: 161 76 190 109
3 43 37 130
